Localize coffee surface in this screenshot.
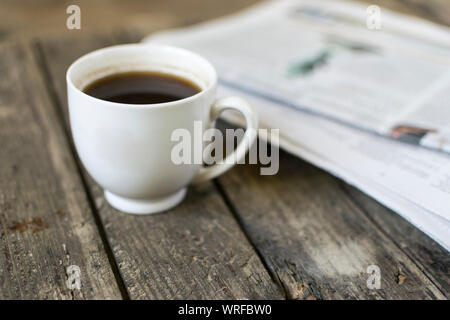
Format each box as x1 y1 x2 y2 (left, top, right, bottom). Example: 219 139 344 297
83 71 201 104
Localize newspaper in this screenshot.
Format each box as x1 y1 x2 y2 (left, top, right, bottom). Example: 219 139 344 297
217 85 450 251
145 0 450 154
143 0 450 250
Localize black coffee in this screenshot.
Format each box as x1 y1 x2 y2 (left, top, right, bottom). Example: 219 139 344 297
83 71 201 104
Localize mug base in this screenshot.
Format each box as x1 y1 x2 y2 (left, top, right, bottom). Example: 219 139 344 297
104 188 187 215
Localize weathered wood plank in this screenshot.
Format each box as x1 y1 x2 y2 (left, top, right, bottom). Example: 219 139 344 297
35 0 450 299
1 0 448 300
339 183 449 297
216 149 447 299
211 0 450 299
38 31 283 299
0 40 122 299
96 181 283 299
0 0 448 42
0 0 261 41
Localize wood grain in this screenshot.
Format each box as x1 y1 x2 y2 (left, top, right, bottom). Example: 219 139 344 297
340 183 449 297
0 0 448 43
37 31 283 299
0 0 261 41
216 149 447 299
0 40 121 299
96 182 283 299
212 0 450 299
1 0 448 300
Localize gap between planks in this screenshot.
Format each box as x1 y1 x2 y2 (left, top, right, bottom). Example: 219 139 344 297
32 40 131 300
35 30 281 299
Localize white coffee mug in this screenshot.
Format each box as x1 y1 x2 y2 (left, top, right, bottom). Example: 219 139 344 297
66 44 257 215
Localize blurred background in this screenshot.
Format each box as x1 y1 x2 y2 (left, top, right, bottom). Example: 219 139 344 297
0 0 449 41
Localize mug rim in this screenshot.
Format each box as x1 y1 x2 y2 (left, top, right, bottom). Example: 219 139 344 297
66 43 217 110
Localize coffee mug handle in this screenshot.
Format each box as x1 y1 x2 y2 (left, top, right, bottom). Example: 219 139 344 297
192 96 258 183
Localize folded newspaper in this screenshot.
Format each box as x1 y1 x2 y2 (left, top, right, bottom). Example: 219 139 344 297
143 0 450 250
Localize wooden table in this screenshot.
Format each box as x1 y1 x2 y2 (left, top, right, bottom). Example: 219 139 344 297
0 3 449 300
